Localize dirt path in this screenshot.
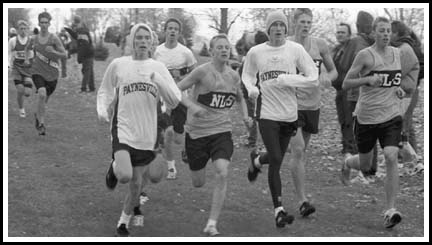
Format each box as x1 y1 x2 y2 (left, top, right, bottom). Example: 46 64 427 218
7 44 425 239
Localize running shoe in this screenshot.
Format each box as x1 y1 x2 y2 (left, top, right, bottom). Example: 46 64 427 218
203 225 220 236
275 210 294 228
299 201 316 217
383 208 402 229
116 223 129 237
247 150 261 182
105 160 118 190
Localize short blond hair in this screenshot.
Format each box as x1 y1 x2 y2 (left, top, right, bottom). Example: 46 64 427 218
209 34 230 49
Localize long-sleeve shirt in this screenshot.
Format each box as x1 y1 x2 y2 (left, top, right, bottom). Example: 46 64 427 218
242 41 318 122
97 56 181 150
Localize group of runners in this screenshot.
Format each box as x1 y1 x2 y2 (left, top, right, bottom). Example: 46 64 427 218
9 8 422 236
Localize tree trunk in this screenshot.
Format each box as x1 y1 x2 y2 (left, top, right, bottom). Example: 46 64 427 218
220 8 228 34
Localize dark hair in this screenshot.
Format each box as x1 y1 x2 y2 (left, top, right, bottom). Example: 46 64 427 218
164 18 182 32
254 30 269 45
391 20 420 44
38 12 52 22
294 8 313 20
338 22 352 36
372 16 390 31
33 27 39 35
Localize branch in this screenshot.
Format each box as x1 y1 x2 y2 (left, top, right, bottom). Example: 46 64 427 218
383 8 393 20
208 25 221 32
227 10 243 31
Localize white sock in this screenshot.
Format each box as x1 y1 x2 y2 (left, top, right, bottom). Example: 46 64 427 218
167 160 175 169
206 219 217 227
254 156 261 168
19 108 25 113
274 206 285 217
118 210 132 228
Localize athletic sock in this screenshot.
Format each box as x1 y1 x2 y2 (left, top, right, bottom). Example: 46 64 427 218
118 210 132 228
274 206 285 217
206 219 217 227
254 155 261 168
167 160 175 169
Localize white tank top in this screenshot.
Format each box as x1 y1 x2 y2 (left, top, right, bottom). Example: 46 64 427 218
354 46 403 124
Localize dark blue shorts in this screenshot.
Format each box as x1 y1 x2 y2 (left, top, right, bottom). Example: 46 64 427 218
185 131 233 171
32 74 57 97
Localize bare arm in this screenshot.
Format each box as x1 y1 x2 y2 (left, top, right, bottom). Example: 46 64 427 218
320 39 338 88
342 50 381 90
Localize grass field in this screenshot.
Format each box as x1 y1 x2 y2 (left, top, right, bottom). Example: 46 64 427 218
6 43 426 240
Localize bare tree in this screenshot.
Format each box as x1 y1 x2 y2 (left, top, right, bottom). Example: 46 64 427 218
207 8 244 34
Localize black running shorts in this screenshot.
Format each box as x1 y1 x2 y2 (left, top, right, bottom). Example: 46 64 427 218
297 109 320 134
112 142 156 167
185 131 233 171
354 115 402 154
32 74 57 96
171 103 187 134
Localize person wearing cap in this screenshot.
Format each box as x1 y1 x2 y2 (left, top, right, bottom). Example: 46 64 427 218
154 17 197 180
8 20 34 118
25 11 67 136
286 8 338 219
97 23 206 237
242 10 318 228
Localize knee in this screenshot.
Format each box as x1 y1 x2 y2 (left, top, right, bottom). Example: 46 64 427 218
173 133 183 145
383 148 398 165
165 128 174 142
38 89 47 99
215 169 228 181
192 179 205 188
290 144 304 159
16 86 25 95
116 169 133 184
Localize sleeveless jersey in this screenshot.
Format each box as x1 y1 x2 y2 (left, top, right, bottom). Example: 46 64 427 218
185 63 240 139
354 46 403 124
289 36 323 110
31 33 60 81
11 36 33 77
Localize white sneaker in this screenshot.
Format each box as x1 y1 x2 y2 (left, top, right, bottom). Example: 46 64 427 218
19 109 26 118
167 168 177 180
341 153 352 185
139 192 150 205
203 225 220 236
131 215 144 227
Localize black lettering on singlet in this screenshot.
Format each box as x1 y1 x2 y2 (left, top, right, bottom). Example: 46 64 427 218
197 92 237 109
296 59 322 75
123 82 158 97
366 70 402 87
259 70 287 82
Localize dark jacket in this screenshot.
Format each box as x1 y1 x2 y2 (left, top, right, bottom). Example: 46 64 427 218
392 37 424 84
64 26 94 63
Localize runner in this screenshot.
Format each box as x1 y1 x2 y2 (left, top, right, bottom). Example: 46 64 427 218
286 8 338 218
340 17 416 229
8 20 34 118
177 33 251 236
97 23 205 237
242 10 319 228
154 17 197 180
25 11 67 135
